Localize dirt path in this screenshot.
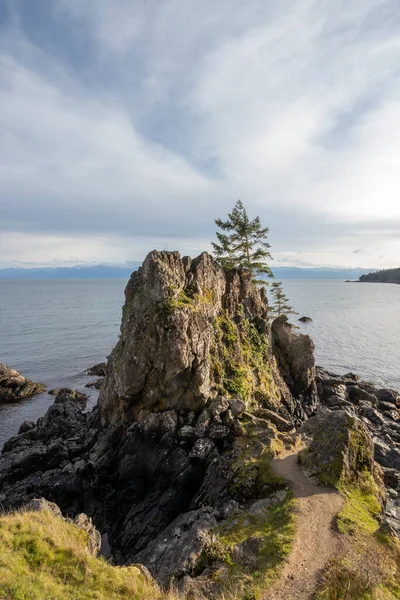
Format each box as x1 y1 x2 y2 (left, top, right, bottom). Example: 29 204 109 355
264 450 344 600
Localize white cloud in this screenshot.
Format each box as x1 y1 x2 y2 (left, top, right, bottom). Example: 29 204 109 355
1 0 400 267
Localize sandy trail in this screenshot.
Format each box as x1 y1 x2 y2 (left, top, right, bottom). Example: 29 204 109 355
264 450 344 600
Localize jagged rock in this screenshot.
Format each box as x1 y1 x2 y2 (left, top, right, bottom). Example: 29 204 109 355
208 396 230 417
86 362 108 377
232 536 263 568
300 409 374 484
375 388 400 406
133 507 218 586
73 513 102 555
23 497 62 517
23 497 101 556
347 385 378 406
374 440 400 470
382 467 400 489
254 408 294 432
55 388 88 403
177 425 197 440
359 403 385 426
189 438 216 460
0 364 45 402
18 420 35 434
229 398 246 417
99 251 292 426
208 423 231 439
271 316 318 414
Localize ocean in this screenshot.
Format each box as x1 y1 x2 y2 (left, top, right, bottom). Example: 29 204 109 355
0 278 399 448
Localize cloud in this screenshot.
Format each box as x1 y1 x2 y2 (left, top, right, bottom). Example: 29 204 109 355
1 0 400 267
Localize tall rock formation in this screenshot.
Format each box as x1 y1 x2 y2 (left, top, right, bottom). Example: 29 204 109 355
99 250 295 427
0 251 318 592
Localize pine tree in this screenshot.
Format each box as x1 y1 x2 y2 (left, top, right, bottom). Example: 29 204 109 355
270 281 298 318
212 200 273 282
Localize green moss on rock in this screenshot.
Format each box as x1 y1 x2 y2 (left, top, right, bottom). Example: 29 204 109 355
211 309 281 407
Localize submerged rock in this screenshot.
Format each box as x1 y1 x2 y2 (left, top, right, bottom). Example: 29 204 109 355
0 363 45 402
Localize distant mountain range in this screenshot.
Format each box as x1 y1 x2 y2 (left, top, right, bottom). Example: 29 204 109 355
0 264 373 280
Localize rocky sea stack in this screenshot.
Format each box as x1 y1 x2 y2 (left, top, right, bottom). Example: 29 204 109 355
0 250 399 598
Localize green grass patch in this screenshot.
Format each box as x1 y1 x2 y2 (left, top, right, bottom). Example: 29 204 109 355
316 472 400 600
0 510 168 600
336 473 382 536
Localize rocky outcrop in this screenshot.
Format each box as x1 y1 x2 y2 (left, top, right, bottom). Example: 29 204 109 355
0 364 45 402
271 316 318 417
300 408 374 485
0 251 317 590
8 251 400 588
99 251 293 427
316 367 400 536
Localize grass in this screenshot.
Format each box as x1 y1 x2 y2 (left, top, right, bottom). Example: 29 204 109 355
0 491 297 600
0 509 172 600
315 472 400 600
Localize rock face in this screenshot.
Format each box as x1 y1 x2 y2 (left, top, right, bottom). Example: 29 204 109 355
271 316 318 417
0 364 45 402
99 251 292 427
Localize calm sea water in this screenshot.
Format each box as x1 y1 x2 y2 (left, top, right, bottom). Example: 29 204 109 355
0 278 399 448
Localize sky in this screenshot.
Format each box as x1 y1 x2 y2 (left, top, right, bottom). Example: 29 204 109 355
1 0 400 268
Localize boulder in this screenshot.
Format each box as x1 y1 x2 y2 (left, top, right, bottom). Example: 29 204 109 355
298 316 312 323
134 507 218 587
300 409 374 485
0 364 45 402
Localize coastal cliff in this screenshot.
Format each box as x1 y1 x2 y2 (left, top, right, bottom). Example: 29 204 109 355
0 251 399 599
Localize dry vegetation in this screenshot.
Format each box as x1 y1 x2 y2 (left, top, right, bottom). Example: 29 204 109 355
315 474 400 600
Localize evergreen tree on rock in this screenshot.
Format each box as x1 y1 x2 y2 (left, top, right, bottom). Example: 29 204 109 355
270 281 298 318
212 199 273 283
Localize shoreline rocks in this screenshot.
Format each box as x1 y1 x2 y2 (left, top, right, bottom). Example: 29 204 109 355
0 363 45 403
